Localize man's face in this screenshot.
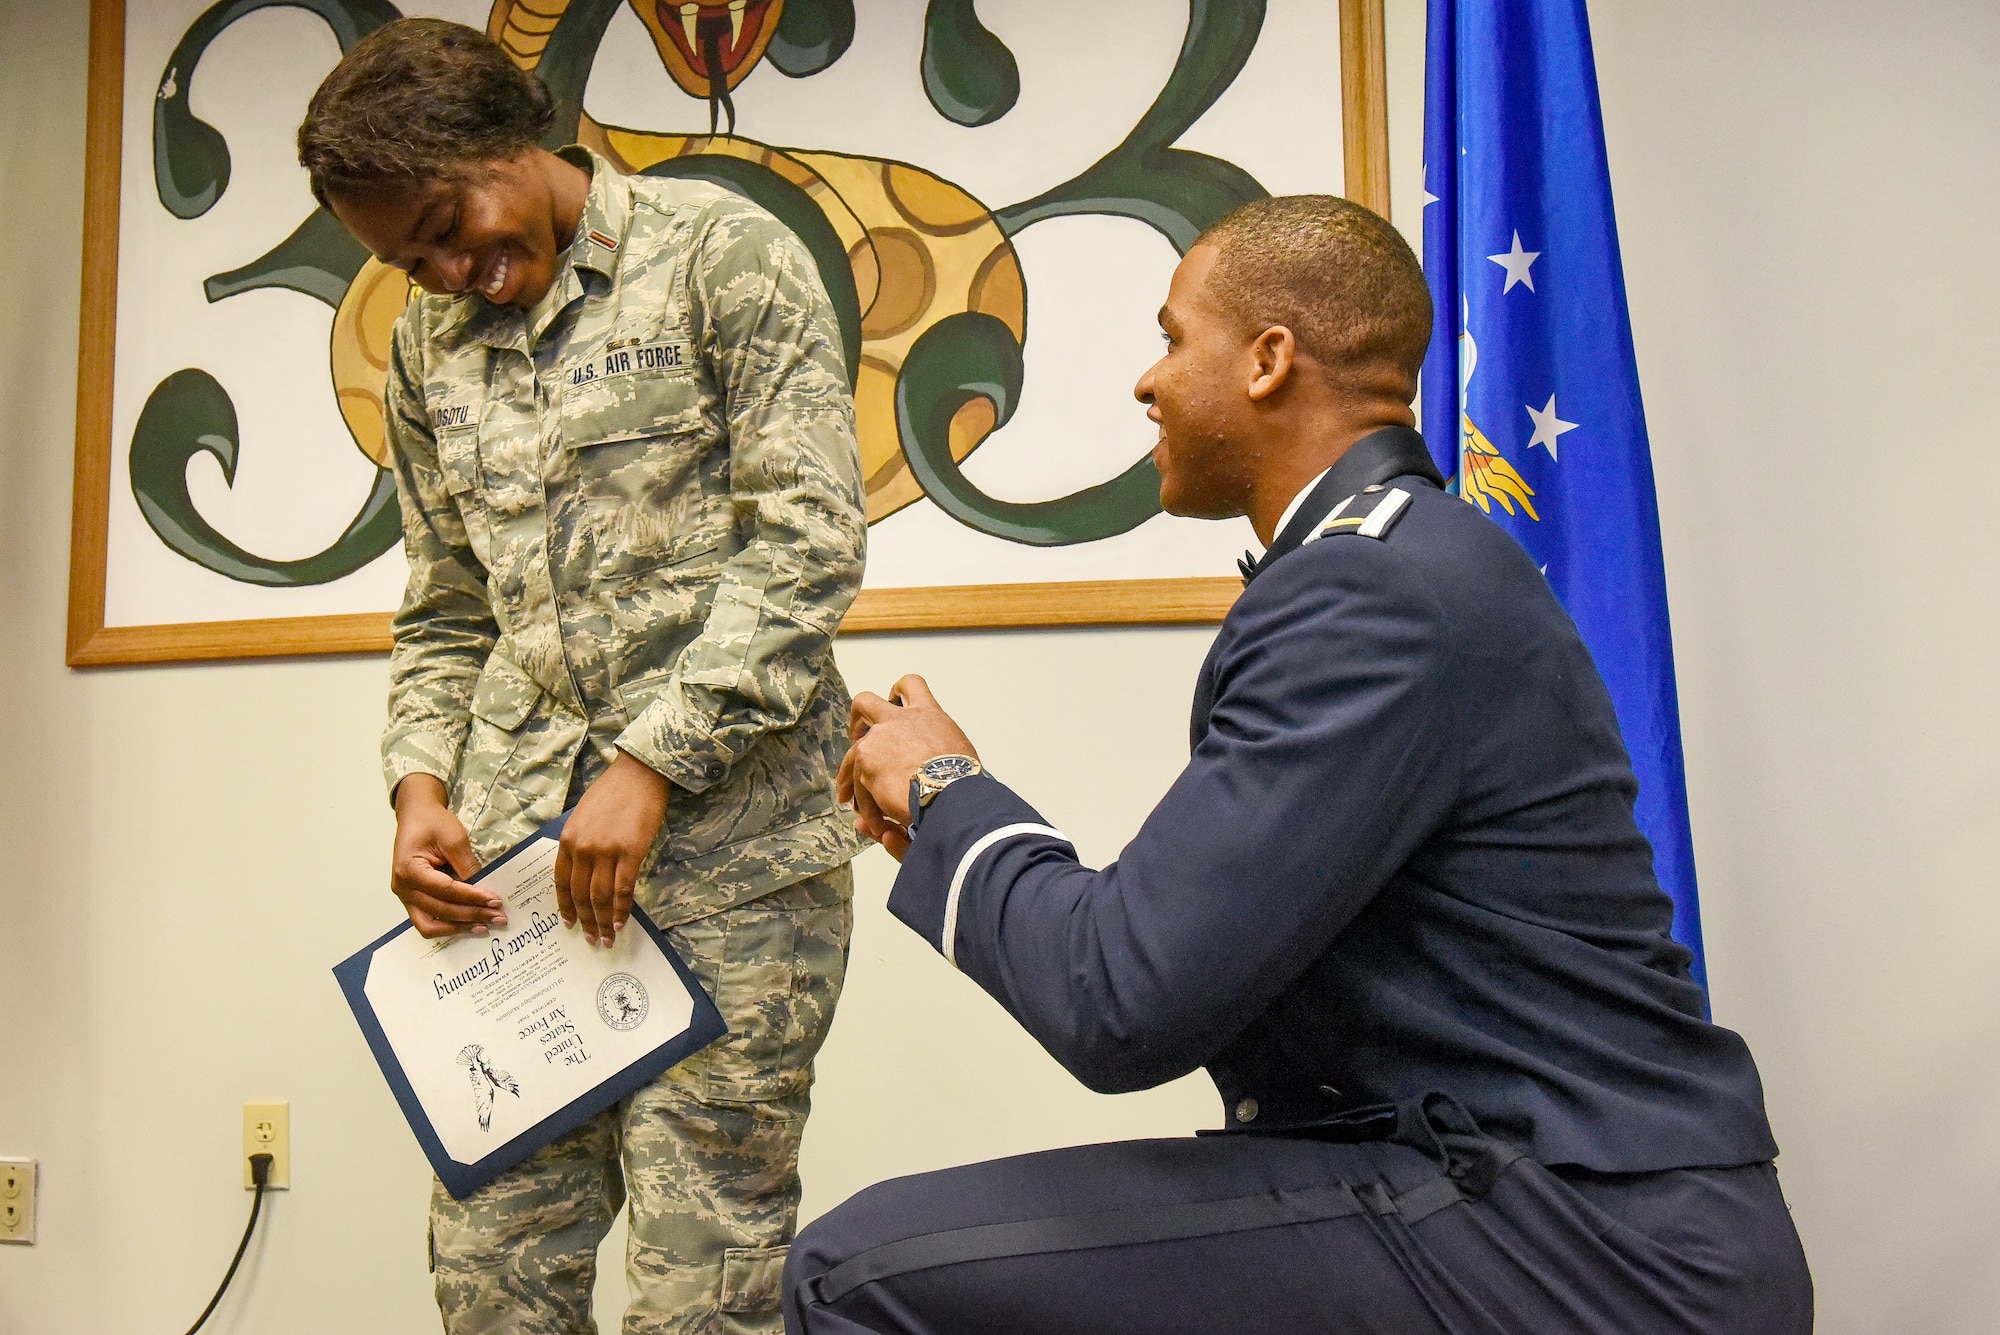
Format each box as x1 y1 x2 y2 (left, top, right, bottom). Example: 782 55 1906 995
329 156 567 309
1134 245 1258 520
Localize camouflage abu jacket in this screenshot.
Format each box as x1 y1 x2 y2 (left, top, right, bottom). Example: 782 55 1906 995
381 147 867 928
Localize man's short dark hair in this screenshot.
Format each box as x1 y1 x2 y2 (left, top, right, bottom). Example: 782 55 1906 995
297 18 554 208
1196 195 1433 399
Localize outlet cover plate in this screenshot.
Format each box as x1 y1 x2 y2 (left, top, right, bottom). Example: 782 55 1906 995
0 1157 36 1244
243 1102 290 1190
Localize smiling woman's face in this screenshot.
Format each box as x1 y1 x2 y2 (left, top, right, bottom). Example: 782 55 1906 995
328 153 576 309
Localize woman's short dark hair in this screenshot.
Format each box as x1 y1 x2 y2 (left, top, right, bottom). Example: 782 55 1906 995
297 18 555 207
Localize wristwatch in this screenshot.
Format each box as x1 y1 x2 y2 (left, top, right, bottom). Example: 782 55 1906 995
906 754 983 836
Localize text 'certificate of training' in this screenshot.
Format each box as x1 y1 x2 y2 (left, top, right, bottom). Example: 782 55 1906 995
334 813 726 1199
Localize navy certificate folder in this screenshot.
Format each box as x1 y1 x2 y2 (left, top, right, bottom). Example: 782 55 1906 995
334 812 727 1199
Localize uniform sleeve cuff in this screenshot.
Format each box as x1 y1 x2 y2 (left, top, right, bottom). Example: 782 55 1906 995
888 775 1055 961
382 736 463 806
614 688 737 794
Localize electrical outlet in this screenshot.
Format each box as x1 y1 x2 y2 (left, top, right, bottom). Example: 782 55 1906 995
243 1102 289 1190
0 1158 35 1244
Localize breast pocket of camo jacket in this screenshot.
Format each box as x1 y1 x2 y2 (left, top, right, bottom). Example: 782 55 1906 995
433 425 494 571
559 347 723 587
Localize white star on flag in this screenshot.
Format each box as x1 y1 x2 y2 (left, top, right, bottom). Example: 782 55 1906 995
1486 230 1541 293
1525 394 1579 459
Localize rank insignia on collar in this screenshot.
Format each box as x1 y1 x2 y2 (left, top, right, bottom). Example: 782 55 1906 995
1307 487 1414 544
587 229 619 251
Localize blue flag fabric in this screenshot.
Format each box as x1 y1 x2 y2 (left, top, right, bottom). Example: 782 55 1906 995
1419 0 1707 991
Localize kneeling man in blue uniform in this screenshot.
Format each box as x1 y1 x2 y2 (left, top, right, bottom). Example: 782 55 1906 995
786 197 1812 1334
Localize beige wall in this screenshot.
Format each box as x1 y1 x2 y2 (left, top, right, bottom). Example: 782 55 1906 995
3 2 1997 1331
1578 5 2000 1331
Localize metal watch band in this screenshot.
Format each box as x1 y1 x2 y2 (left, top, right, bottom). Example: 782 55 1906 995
907 755 981 836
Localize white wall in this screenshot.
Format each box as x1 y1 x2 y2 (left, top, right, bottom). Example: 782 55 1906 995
1581 6 2000 1331
3 2 1997 1332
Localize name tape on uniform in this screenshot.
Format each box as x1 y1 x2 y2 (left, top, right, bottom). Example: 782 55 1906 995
567 341 693 388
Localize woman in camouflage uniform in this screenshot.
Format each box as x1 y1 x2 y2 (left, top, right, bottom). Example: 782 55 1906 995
299 19 867 1333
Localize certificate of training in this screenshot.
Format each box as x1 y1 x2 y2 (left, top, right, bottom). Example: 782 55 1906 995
334 814 726 1199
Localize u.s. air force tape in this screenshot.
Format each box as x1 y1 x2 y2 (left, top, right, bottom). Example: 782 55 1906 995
566 340 693 388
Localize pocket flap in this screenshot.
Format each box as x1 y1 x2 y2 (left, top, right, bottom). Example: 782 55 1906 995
435 427 479 496
719 1245 787 1314
469 650 542 731
561 372 702 449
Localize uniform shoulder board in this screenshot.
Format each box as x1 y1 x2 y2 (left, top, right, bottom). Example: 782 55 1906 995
1307 485 1415 543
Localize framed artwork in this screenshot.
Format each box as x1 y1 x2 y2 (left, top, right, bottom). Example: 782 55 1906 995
67 0 1389 666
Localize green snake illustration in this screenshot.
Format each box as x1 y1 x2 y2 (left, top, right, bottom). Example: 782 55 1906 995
137 0 1268 584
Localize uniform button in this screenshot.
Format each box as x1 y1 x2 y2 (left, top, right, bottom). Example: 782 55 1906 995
703 761 723 780
1234 1098 1259 1123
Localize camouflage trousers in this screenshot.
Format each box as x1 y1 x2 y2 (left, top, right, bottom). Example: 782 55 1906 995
430 865 853 1334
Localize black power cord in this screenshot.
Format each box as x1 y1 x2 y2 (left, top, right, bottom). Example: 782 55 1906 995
185 1151 275 1335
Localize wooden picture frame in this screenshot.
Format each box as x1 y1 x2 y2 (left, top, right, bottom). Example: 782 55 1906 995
67 0 1390 667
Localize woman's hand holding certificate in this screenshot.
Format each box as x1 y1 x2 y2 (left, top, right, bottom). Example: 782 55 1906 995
389 774 502 938
336 813 725 1199
554 751 670 948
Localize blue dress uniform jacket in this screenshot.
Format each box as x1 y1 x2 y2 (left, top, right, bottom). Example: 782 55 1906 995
787 427 1809 1334
885 427 1777 1174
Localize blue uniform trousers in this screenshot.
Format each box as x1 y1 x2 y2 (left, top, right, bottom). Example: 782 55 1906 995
784 1126 1811 1334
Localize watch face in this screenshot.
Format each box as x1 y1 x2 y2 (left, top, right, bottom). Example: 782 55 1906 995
921 755 980 784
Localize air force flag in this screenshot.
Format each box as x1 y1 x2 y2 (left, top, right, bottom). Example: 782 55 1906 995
1420 0 1709 990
